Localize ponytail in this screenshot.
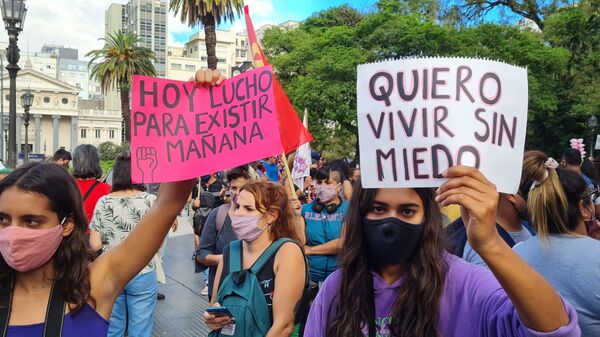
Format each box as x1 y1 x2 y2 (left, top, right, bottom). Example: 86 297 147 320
521 151 572 239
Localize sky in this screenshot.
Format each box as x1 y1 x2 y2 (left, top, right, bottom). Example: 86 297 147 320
0 0 378 60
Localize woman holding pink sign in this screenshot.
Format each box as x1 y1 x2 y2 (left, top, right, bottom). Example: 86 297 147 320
0 69 222 337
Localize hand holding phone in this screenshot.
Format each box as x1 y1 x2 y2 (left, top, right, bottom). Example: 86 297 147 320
206 306 233 318
204 305 235 332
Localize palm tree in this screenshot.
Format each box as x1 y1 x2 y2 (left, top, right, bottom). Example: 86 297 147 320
170 0 244 70
86 32 156 142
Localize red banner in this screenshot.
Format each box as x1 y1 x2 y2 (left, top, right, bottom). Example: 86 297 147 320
244 5 313 153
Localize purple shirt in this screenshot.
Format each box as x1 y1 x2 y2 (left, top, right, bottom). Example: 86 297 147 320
7 303 108 337
305 254 580 337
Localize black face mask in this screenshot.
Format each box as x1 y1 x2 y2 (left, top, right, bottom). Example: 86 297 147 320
362 217 424 266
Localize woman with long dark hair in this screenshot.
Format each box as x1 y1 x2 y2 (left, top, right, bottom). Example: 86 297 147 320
305 166 579 337
0 68 222 337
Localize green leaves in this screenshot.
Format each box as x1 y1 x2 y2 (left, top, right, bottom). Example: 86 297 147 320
263 3 596 158
169 0 244 26
86 32 156 94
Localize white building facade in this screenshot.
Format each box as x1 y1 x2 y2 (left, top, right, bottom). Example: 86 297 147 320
0 65 121 160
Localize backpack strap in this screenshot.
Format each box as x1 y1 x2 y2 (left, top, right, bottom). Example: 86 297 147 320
0 276 65 337
0 276 14 337
215 204 230 236
250 238 294 276
496 224 516 247
523 221 536 235
229 240 243 273
82 180 101 202
43 280 66 337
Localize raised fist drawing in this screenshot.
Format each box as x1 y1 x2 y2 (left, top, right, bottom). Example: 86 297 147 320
136 147 158 183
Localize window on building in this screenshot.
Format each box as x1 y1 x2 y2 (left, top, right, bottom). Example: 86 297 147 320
171 63 181 70
95 129 101 138
80 129 87 139
168 51 172 56
217 58 226 63
109 129 115 139
201 56 207 61
62 98 68 104
43 97 50 103
185 64 195 71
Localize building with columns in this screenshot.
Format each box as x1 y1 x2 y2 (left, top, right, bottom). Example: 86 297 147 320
0 62 122 159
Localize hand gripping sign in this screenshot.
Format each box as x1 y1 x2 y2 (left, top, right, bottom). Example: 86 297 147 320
357 57 528 194
131 66 283 183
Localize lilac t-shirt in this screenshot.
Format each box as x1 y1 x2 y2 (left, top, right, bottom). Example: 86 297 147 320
7 304 108 337
305 254 580 337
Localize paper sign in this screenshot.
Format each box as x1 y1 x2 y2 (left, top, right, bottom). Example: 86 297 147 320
357 58 528 193
595 135 600 150
131 66 283 183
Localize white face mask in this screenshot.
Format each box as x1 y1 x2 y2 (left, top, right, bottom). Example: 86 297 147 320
315 183 340 202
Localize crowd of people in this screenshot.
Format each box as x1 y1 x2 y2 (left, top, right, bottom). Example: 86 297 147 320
0 68 598 337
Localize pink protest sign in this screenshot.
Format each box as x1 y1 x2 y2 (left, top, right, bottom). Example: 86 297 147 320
131 66 283 183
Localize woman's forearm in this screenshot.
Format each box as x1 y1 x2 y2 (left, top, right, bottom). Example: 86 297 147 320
266 322 295 337
479 236 569 332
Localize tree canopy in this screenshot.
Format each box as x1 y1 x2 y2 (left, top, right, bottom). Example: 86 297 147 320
262 0 598 158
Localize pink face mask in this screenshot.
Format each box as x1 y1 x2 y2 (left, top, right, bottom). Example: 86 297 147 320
231 215 269 243
0 221 65 272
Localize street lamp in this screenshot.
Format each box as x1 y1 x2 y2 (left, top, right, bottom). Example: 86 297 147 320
20 87 32 163
588 115 597 158
1 0 27 168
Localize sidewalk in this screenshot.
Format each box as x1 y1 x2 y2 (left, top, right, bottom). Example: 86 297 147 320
152 216 211 336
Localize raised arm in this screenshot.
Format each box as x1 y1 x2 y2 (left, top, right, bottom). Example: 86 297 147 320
436 166 570 332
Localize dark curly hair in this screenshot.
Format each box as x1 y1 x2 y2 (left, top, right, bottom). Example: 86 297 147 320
327 185 447 337
0 162 92 314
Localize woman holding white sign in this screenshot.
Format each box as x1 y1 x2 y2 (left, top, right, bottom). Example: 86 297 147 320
304 166 579 337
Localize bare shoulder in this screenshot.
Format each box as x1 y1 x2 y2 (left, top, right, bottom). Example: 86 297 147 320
274 241 305 269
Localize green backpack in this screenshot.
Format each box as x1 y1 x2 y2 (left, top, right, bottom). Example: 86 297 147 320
209 238 305 337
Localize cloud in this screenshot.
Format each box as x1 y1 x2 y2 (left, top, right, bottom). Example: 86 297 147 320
0 0 123 58
168 9 193 47
0 0 278 58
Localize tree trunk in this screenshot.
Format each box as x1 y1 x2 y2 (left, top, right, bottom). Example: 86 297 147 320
203 14 218 70
121 88 131 143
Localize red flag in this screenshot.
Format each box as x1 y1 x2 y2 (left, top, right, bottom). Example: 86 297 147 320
244 6 313 153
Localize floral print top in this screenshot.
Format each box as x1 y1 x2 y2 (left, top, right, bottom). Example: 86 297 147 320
89 192 157 274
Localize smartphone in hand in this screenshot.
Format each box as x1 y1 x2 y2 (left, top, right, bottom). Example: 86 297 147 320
206 306 234 318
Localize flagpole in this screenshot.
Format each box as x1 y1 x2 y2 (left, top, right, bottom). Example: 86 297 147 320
244 5 307 196
281 150 296 194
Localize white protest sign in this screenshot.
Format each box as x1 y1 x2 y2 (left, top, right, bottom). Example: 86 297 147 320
357 57 528 194
595 135 600 150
